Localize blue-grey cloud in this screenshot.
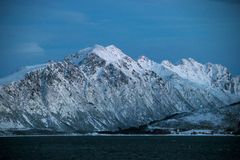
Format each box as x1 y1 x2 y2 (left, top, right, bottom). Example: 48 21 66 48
13 42 44 55
47 10 88 24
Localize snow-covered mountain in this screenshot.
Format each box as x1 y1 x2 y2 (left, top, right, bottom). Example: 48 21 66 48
0 45 239 134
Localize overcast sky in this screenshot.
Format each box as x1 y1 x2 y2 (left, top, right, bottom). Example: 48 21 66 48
0 0 239 77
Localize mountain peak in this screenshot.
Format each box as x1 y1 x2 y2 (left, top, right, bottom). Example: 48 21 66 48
66 44 145 77
177 58 202 67
161 60 173 67
105 44 119 50
65 44 127 66
138 56 151 62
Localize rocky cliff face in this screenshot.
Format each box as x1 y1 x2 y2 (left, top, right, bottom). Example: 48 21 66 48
0 45 239 134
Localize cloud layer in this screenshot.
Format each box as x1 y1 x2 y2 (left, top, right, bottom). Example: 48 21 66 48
15 42 45 55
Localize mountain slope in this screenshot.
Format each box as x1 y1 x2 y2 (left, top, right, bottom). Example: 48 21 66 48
0 45 239 134
144 101 240 134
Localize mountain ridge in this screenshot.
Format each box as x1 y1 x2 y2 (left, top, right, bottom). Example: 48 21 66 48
0 44 239 135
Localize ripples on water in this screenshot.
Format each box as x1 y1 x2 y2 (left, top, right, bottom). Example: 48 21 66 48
0 136 239 160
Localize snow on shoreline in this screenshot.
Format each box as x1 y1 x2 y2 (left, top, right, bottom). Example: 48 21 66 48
0 132 237 138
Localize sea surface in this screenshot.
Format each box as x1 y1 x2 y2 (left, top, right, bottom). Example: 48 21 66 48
0 135 239 160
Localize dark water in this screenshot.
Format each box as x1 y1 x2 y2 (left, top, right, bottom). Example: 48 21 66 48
0 136 239 160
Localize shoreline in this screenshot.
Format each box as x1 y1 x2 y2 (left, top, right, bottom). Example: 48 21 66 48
0 133 238 138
